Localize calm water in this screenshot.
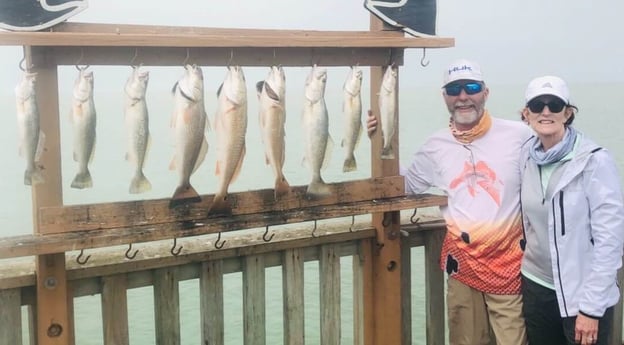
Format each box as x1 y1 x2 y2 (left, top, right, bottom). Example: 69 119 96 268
2 65 622 344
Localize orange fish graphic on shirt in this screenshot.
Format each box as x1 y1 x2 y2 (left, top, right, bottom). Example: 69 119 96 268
449 160 501 206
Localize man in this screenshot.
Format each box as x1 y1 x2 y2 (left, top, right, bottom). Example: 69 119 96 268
367 59 530 345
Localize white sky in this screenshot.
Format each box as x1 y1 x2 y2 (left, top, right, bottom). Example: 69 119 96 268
1 0 623 86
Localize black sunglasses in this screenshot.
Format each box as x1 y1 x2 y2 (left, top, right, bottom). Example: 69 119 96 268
444 82 483 96
527 98 567 113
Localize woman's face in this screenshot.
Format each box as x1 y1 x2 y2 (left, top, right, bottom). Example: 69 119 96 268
523 95 573 148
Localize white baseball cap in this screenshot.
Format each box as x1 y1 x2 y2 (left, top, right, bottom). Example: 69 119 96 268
525 76 570 104
443 59 484 86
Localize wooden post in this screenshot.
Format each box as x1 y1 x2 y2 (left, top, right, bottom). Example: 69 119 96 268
365 15 406 345
28 46 72 345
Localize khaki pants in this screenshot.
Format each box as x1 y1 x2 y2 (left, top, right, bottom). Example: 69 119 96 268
447 277 527 345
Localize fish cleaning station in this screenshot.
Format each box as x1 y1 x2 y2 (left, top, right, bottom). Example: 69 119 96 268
1 3 623 345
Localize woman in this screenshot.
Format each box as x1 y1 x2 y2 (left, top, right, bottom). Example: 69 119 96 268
520 75 624 345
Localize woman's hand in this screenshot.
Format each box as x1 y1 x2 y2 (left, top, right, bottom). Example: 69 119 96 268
575 313 599 344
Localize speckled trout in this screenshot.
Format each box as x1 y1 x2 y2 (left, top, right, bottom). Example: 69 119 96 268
302 64 333 198
124 65 151 194
341 66 363 172
208 66 248 216
15 71 45 186
169 64 209 207
70 68 96 189
257 65 290 199
379 64 397 159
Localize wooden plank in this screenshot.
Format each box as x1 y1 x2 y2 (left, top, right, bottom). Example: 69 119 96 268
200 260 224 345
0 23 454 48
282 249 305 345
38 177 405 233
424 229 445 345
153 267 180 345
353 243 366 345
320 244 341 344
101 275 129 345
243 255 266 345
0 194 447 260
0 288 22 344
400 233 412 344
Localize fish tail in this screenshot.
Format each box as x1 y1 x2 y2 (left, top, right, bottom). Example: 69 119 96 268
71 170 93 189
342 154 357 172
169 184 201 208
129 172 152 194
207 194 232 217
274 175 291 199
381 145 395 160
306 179 332 199
23 168 44 186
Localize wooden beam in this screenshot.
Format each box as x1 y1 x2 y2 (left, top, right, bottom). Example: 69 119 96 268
0 194 446 259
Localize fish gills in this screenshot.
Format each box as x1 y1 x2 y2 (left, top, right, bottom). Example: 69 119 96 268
208 65 248 216
124 65 152 194
15 71 45 186
379 64 397 159
257 66 290 199
169 64 209 207
302 65 333 198
70 68 96 189
342 66 363 172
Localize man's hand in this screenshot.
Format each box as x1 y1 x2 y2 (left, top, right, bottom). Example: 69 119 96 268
366 110 378 137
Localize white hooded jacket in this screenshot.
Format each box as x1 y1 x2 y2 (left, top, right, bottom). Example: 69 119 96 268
521 131 624 318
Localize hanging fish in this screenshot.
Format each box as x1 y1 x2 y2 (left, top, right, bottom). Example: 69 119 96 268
70 67 96 189
15 71 45 186
124 65 151 194
208 66 248 216
257 65 290 199
302 64 333 198
379 64 397 159
169 64 209 207
341 66 363 172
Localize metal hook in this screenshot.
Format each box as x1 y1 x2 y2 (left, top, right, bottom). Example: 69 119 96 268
170 238 183 256
410 208 420 224
386 48 394 66
214 232 226 249
227 49 234 66
382 213 392 227
420 48 430 67
273 49 277 65
125 243 139 260
311 220 319 238
263 225 275 242
18 53 31 72
349 215 355 232
130 48 139 67
76 249 91 265
182 48 190 66
75 49 90 71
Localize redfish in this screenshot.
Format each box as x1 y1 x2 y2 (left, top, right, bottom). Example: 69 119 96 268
257 66 290 199
208 66 248 216
169 64 209 207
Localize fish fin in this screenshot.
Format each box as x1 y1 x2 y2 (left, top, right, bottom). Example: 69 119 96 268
192 136 209 174
274 175 291 199
129 172 152 194
306 179 331 199
321 136 334 171
169 184 201 208
71 170 93 189
207 193 232 217
264 83 280 102
381 144 395 160
229 145 246 185
255 81 264 95
343 154 357 172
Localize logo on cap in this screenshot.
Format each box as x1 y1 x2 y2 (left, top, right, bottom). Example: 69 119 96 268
448 65 473 75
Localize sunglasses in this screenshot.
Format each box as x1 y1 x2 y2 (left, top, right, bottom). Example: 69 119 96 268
444 82 483 96
527 98 567 113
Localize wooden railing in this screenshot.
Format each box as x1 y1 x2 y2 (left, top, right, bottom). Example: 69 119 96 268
0 215 447 345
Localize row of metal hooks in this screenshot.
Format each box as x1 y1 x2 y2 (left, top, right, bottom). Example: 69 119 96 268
74 214 370 265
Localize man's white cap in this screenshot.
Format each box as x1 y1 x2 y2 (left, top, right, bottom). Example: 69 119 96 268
525 76 570 104
443 59 484 86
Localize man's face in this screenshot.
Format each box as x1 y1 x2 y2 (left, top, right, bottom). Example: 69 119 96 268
442 80 489 130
